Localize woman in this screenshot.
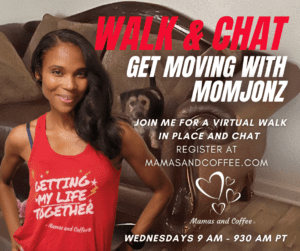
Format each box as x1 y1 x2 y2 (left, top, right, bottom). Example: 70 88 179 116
0 29 173 251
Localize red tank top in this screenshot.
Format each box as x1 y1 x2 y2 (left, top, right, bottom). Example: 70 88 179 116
13 114 121 251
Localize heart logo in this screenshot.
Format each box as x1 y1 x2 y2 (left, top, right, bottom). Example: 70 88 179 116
195 171 224 200
226 176 235 186
212 203 226 215
226 189 241 203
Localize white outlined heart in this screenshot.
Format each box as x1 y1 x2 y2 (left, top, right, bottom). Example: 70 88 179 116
195 171 224 200
226 176 235 186
212 203 226 215
226 189 241 203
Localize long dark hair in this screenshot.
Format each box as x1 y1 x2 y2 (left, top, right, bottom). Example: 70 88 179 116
31 29 122 159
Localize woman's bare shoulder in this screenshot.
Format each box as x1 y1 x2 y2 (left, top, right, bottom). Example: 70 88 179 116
117 120 137 143
117 120 132 133
117 120 148 157
5 119 38 155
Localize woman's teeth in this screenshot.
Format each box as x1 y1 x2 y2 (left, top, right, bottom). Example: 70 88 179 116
58 95 73 103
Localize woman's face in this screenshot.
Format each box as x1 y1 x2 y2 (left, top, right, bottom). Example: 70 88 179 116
37 42 88 114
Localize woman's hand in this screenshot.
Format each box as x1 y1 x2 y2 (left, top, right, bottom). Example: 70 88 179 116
114 241 133 251
118 122 174 237
11 239 23 251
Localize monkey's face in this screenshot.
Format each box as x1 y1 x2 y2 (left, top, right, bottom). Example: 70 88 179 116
120 87 164 126
125 94 150 120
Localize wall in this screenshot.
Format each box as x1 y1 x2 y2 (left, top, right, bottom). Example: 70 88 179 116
1 0 299 205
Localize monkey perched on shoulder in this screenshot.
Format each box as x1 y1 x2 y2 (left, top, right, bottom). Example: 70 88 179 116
120 68 164 149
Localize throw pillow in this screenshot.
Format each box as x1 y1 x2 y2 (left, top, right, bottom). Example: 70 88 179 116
0 32 43 104
23 14 99 73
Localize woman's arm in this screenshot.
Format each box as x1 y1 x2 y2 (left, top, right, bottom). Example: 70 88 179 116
118 122 174 249
0 125 28 250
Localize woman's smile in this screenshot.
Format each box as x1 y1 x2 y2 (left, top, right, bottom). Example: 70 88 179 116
57 94 75 103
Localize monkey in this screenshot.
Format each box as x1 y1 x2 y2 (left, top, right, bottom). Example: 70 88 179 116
120 68 164 149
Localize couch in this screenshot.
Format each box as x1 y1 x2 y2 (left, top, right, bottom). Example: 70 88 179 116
0 2 299 250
